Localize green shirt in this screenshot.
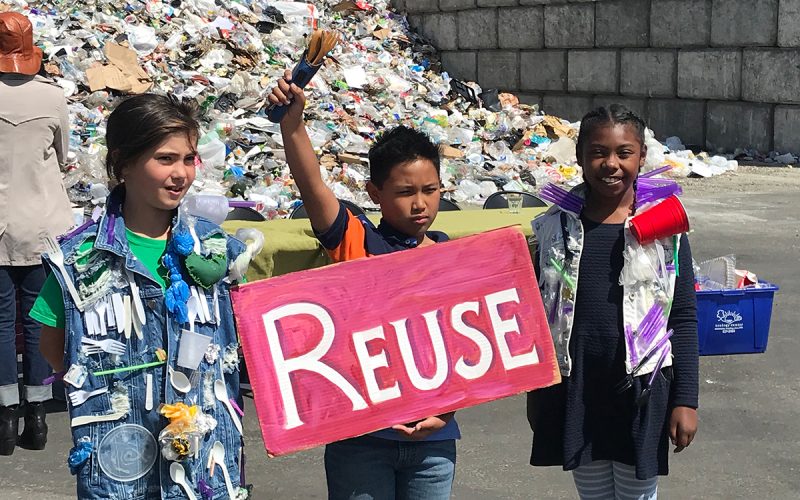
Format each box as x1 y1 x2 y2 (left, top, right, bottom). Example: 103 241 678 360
30 229 168 329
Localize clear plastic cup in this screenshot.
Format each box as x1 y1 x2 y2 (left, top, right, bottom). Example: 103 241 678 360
507 193 523 214
177 330 213 370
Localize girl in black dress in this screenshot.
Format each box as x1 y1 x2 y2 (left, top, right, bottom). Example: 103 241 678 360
529 106 698 499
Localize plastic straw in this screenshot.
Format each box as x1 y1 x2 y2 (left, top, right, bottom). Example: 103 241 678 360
539 187 583 212
549 257 576 290
228 200 258 208
625 324 638 366
673 235 680 277
640 165 673 178
42 371 65 385
230 398 245 417
646 343 672 386
540 184 584 207
635 329 674 374
93 360 166 376
636 179 683 207
539 194 582 212
58 206 103 242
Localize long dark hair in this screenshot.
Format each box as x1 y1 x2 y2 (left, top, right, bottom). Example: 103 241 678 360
576 104 647 214
105 94 200 182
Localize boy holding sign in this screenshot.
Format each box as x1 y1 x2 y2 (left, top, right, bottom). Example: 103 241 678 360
269 72 458 500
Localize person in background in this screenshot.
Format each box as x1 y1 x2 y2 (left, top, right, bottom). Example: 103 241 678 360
0 11 73 455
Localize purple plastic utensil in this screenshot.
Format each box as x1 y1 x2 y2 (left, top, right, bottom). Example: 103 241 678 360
228 200 258 208
539 184 584 212
640 165 673 178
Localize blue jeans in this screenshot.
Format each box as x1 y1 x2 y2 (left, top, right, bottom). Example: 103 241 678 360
0 265 52 406
325 435 456 500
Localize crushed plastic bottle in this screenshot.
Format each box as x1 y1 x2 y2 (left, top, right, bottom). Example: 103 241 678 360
7 0 746 218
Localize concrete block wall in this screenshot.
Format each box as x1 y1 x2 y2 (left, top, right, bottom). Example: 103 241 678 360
398 0 800 154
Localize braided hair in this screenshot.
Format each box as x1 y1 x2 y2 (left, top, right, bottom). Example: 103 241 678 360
576 104 647 215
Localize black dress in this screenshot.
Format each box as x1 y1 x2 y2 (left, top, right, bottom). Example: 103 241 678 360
529 215 698 480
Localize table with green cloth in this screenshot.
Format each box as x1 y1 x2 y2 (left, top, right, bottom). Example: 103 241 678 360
222 207 546 282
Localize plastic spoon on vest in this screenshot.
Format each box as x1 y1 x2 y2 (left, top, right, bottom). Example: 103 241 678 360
210 441 237 499
169 462 197 500
186 295 198 333
214 379 242 434
168 366 191 394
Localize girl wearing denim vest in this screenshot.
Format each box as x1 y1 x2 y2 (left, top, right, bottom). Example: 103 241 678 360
527 106 699 499
32 95 250 499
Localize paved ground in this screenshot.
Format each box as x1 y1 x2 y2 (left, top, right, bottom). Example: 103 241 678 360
1 166 798 499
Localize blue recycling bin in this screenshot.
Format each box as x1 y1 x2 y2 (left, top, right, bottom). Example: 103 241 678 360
696 281 779 355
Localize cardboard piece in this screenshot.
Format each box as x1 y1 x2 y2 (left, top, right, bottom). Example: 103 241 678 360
232 227 560 456
440 145 465 159
337 153 369 165
535 115 577 140
373 28 391 40
86 42 152 94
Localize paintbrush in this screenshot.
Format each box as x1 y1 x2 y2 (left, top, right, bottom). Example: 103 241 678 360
268 29 340 123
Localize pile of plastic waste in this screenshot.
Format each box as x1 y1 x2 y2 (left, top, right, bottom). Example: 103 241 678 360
6 0 740 218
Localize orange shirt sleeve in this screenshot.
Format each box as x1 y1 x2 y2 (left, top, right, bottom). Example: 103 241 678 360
314 203 369 262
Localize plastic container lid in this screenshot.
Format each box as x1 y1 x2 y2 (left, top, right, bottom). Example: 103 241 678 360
97 424 158 482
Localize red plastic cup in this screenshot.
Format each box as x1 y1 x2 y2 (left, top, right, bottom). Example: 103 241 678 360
630 195 689 245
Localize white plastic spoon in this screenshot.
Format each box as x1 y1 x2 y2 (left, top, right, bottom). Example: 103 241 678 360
210 441 236 499
168 366 191 394
169 462 197 500
186 295 199 333
214 379 242 434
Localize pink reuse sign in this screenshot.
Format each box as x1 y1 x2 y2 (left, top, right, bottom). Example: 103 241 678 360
232 227 560 456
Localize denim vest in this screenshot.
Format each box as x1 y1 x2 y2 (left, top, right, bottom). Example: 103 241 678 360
44 188 246 499
531 185 680 378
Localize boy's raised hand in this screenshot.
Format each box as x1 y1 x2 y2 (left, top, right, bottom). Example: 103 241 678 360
268 70 306 131
271 69 340 233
